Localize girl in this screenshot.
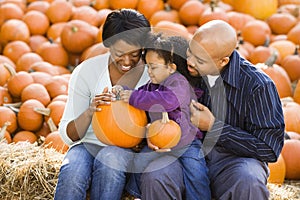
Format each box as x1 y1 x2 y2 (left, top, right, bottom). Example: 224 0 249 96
117 33 211 200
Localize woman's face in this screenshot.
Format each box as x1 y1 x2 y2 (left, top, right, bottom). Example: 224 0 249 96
145 51 173 84
109 40 142 74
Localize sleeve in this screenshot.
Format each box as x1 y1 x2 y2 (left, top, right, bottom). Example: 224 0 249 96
205 82 285 162
58 66 91 146
129 78 191 112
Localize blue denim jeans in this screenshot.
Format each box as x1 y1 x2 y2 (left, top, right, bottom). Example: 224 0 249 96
54 143 134 200
126 139 210 200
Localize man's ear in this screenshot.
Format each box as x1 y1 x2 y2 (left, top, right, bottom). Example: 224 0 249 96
220 57 230 67
169 63 177 73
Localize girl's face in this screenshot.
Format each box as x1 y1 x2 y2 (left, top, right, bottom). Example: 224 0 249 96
110 40 142 74
145 51 174 84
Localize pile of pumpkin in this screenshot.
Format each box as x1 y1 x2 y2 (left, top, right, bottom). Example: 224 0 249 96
0 0 300 186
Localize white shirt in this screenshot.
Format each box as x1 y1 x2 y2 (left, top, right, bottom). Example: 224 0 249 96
59 53 149 147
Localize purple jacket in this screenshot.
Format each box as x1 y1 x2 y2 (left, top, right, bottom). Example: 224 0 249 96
129 72 203 149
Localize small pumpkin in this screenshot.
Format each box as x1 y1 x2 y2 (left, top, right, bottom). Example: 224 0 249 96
0 106 17 134
44 130 69 153
281 139 300 179
92 99 147 148
268 154 286 184
148 112 181 149
17 99 45 132
232 0 277 20
255 52 292 98
12 130 37 144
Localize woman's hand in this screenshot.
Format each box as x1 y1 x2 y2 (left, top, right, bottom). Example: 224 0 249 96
88 87 114 115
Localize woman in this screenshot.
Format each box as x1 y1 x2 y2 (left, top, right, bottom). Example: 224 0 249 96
54 9 151 200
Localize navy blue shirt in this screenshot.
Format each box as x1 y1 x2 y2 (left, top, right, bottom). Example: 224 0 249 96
196 50 285 162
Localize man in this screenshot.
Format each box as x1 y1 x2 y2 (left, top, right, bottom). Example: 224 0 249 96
140 20 285 200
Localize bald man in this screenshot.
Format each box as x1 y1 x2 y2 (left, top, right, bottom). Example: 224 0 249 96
140 20 285 200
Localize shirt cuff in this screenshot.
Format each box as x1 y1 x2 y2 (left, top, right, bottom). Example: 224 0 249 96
205 119 225 143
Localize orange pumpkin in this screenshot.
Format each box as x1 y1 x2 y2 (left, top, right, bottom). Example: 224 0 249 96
167 0 188 11
36 39 69 67
16 52 43 72
268 154 286 184
294 80 300 104
281 139 300 179
3 40 31 64
7 70 34 98
287 23 300 46
45 75 69 98
12 130 38 144
267 13 297 35
148 112 181 149
241 20 271 47
44 130 69 153
0 19 30 46
22 10 50 35
71 6 102 27
137 0 164 20
232 0 277 20
178 0 205 26
26 1 50 13
21 83 51 106
109 0 139 10
0 2 24 26
92 100 147 148
46 0 73 23
60 20 98 54
0 86 12 106
282 99 300 134
248 46 281 65
255 53 292 98
17 99 45 132
0 106 17 134
281 46 300 82
150 4 181 26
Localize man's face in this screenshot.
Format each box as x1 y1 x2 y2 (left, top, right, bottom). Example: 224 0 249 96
186 38 220 77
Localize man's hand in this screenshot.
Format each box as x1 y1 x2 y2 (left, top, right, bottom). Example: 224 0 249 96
190 100 215 131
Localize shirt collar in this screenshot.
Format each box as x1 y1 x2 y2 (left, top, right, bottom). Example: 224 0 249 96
220 50 241 89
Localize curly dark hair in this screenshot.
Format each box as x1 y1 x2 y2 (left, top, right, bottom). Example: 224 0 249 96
102 9 151 48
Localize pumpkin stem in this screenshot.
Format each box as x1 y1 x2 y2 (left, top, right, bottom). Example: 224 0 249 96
3 102 21 114
47 117 58 132
281 97 294 107
164 3 172 11
210 0 219 12
3 63 16 76
263 36 270 47
3 102 22 108
161 112 170 124
294 45 299 55
34 107 51 116
0 121 11 141
265 50 278 67
71 26 79 33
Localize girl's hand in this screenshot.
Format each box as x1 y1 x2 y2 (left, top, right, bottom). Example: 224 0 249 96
112 85 124 96
119 90 133 102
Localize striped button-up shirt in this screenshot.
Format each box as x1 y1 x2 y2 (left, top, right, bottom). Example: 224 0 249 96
196 50 285 162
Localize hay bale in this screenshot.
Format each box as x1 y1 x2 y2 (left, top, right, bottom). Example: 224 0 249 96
268 181 300 200
0 141 64 199
1 140 300 200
